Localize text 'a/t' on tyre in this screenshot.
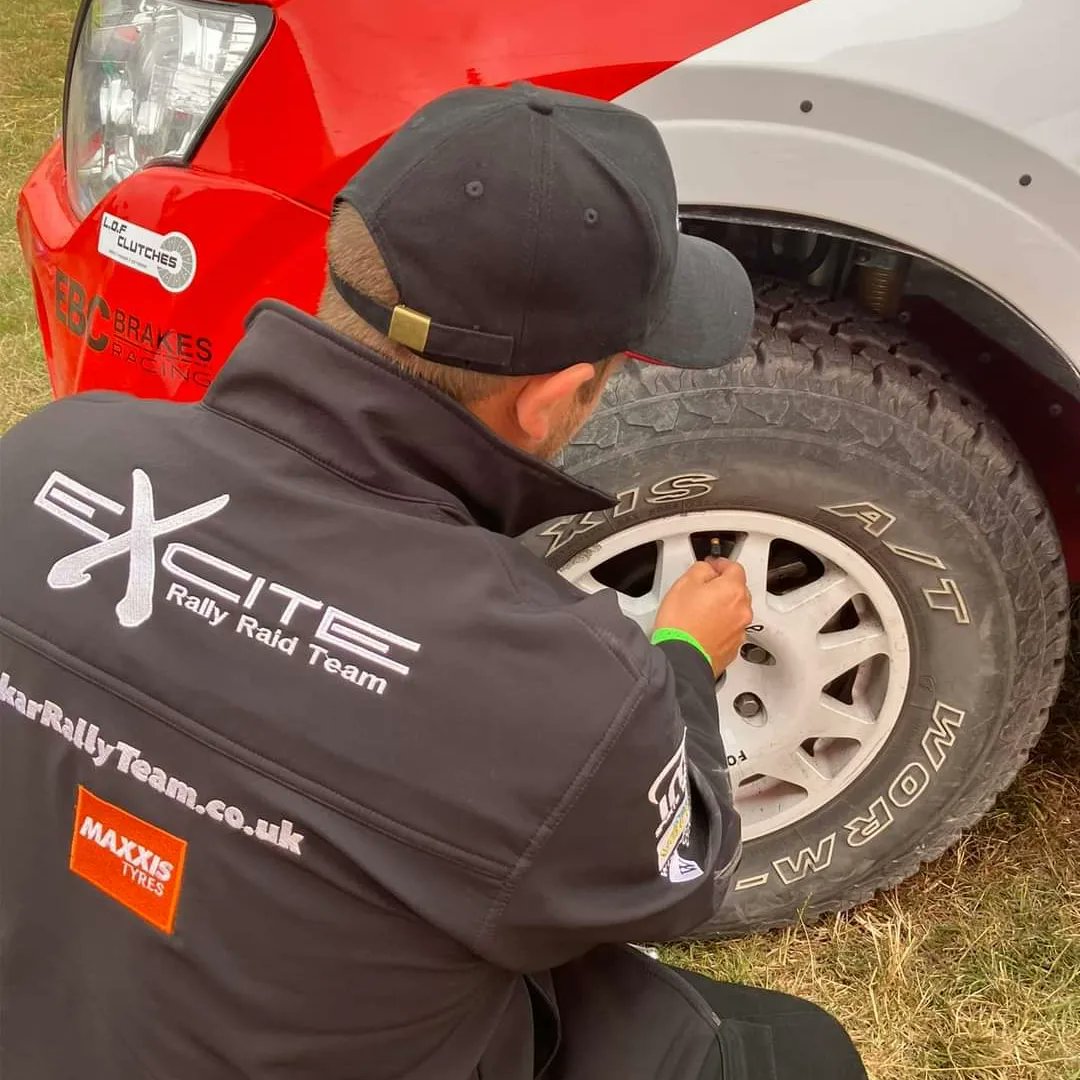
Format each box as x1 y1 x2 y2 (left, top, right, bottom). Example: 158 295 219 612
17 0 1080 933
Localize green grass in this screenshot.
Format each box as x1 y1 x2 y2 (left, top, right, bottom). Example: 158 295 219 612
1 3 1078 1077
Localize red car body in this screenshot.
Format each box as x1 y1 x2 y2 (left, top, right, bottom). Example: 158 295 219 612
16 0 805 401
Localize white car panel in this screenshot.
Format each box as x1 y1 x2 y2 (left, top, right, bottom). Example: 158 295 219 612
618 0 1080 370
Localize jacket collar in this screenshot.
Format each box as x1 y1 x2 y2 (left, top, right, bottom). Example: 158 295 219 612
203 302 614 536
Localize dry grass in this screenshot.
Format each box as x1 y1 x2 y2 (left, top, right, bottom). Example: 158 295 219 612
0 0 71 430
1 3 1078 1078
664 686 1080 1079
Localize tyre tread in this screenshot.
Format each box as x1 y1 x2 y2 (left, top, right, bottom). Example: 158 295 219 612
566 281 1069 933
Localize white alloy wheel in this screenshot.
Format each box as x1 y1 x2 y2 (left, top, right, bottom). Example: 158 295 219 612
561 511 911 840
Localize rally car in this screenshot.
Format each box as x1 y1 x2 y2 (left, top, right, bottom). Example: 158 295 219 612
16 0 1080 935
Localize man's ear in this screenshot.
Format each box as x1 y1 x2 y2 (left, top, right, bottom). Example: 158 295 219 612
513 364 596 450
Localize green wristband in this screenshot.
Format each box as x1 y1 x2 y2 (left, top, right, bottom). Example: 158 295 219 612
650 627 712 668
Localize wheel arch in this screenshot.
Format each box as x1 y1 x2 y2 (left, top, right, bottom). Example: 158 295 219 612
619 58 1080 381
677 205 1080 580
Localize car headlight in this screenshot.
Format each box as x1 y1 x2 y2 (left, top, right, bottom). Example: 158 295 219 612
64 0 271 218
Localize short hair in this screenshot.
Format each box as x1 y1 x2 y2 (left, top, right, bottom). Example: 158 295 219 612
319 203 617 405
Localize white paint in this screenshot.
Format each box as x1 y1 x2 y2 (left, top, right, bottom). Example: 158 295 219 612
617 0 1080 372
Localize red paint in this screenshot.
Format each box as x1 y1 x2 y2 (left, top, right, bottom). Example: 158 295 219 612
18 0 806 403
19 146 327 400
198 0 809 210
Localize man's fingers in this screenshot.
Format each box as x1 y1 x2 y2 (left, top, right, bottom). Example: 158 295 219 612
675 558 751 591
682 560 723 584
705 558 748 592
704 555 732 577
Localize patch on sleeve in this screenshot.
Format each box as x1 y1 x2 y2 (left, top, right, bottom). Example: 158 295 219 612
648 731 704 884
69 786 187 934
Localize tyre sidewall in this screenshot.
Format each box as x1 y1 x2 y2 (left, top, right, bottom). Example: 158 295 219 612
532 415 1021 932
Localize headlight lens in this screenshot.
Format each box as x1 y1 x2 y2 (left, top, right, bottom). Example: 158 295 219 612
65 0 269 218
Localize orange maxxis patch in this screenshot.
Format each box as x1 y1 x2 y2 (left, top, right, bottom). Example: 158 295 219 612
69 786 187 935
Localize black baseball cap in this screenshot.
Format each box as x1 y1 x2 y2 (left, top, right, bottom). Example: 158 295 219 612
332 83 752 375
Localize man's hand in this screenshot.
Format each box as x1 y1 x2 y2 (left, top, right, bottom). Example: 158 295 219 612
655 558 753 676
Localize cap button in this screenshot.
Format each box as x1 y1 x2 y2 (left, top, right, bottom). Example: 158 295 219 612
527 99 554 116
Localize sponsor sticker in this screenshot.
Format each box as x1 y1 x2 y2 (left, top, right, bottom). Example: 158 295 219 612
69 785 187 934
648 732 704 884
98 213 197 293
54 270 215 387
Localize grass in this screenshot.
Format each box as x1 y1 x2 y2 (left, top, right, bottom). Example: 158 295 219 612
0 0 70 430
0 3 1077 1077
664 689 1080 1078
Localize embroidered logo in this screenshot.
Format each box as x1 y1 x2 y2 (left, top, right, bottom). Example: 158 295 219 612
69 786 188 934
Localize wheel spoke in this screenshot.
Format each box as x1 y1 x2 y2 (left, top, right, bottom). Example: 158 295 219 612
560 508 912 843
654 534 698 599
617 593 661 635
759 748 831 795
571 571 607 596
812 624 889 686
729 532 772 599
806 697 875 742
774 569 857 633
571 570 660 633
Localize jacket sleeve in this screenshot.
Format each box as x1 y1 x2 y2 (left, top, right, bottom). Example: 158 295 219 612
472 638 741 973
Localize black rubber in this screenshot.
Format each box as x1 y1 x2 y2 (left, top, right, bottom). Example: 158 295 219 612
543 280 1070 933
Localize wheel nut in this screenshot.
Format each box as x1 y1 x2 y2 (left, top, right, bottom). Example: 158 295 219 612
743 645 771 665
734 693 763 719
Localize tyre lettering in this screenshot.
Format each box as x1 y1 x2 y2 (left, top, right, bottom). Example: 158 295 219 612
843 796 895 847
821 501 896 537
612 487 640 518
772 833 835 885
647 473 718 504
922 578 970 625
733 872 770 891
884 542 947 570
739 700 966 891
542 474 718 556
921 701 965 771
539 510 607 557
887 762 930 808
823 501 970 628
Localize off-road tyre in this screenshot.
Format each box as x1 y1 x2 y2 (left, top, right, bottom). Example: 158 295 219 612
534 280 1069 933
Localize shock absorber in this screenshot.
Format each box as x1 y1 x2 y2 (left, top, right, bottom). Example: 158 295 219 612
853 246 911 318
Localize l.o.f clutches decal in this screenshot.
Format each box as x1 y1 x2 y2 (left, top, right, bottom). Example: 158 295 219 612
98 213 197 294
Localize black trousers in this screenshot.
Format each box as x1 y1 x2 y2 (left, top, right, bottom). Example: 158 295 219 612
548 945 868 1080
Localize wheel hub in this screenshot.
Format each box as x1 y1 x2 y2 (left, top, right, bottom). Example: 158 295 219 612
562 510 911 840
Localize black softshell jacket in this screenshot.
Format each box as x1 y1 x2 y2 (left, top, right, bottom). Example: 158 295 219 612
0 303 740 1079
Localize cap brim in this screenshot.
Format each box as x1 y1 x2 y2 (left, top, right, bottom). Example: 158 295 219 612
631 234 753 369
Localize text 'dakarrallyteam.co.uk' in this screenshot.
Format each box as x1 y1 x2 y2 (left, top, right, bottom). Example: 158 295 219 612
1 670 305 856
